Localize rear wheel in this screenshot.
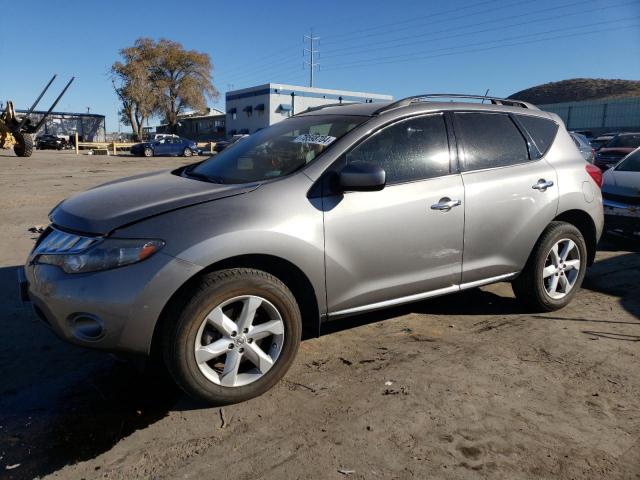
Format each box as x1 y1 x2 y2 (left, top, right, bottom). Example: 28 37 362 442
143 147 153 157
163 268 302 405
512 221 587 311
13 132 33 157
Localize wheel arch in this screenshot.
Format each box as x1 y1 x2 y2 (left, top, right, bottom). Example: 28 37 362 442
553 209 597 265
149 253 321 361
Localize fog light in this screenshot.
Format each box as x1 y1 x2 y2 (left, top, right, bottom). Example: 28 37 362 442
69 314 104 341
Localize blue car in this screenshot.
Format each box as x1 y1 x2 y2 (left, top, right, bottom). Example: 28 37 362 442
131 136 198 157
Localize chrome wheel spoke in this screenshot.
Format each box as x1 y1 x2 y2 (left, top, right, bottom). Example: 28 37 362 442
549 244 560 267
564 259 580 271
548 275 559 295
244 342 274 373
195 339 230 364
559 240 576 262
543 264 557 278
558 274 569 293
207 307 237 336
220 349 241 387
237 296 263 331
250 320 284 340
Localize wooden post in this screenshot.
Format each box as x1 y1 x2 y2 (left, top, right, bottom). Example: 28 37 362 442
112 142 117 155
210 141 214 154
74 132 79 155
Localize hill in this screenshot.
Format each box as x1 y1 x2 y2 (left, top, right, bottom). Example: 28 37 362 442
508 78 640 104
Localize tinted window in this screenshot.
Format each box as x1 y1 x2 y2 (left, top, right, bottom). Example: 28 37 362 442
455 113 529 170
344 114 450 184
616 149 640 172
517 115 558 156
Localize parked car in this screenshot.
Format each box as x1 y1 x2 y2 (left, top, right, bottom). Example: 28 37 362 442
130 136 198 157
36 134 68 150
213 134 249 153
570 132 595 163
590 132 619 151
571 130 593 140
602 147 640 235
594 132 640 170
20 94 604 405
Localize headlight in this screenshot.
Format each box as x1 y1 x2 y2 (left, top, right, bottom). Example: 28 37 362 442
37 238 164 273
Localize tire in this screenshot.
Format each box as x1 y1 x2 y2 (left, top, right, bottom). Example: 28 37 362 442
143 147 153 157
13 132 34 157
163 268 302 405
512 221 587 312
183 147 192 157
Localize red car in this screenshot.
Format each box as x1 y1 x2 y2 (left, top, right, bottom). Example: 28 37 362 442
595 133 640 170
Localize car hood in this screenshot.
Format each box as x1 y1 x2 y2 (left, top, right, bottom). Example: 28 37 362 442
602 169 640 197
50 169 259 234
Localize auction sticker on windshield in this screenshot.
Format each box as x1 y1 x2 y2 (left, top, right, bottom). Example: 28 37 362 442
292 134 336 146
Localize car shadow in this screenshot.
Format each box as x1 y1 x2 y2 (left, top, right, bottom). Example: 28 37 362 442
0 266 181 480
0 235 638 478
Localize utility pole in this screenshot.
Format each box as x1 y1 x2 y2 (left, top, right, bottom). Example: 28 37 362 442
303 29 319 88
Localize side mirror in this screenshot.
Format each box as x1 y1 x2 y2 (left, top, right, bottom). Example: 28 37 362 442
339 163 386 192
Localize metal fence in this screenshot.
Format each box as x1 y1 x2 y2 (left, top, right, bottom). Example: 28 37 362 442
539 97 640 134
16 110 106 142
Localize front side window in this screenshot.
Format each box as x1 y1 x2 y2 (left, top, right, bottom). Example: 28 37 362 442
190 115 366 184
344 114 450 184
455 113 530 171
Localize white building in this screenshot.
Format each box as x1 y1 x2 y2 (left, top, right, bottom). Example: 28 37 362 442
225 83 392 136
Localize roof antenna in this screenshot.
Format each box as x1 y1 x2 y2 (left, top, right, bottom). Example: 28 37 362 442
481 88 490 104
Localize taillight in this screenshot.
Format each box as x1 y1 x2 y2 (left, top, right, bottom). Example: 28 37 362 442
585 164 603 188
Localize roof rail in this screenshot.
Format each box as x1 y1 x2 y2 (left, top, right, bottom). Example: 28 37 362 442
374 94 538 115
292 102 353 116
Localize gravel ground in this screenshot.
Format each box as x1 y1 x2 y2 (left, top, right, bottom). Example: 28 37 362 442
0 150 638 480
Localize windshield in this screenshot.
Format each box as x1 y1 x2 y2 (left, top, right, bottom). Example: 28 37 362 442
605 134 640 149
616 149 640 172
190 115 367 183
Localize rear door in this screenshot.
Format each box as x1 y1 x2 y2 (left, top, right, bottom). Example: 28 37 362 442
323 113 465 315
453 111 559 284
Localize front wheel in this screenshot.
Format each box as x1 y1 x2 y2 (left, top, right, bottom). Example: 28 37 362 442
143 147 153 157
512 221 587 312
183 147 193 157
163 268 302 405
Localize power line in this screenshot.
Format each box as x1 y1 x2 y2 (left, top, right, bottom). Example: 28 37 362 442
320 0 608 59
320 19 640 71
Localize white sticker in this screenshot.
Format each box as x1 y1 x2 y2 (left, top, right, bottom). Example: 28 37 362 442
292 134 336 146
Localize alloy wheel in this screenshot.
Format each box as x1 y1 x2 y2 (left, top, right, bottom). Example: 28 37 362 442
542 238 581 299
194 295 285 387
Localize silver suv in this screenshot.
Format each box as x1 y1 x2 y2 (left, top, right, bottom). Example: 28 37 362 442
20 94 604 404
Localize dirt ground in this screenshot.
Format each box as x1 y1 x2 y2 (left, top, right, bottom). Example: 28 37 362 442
1 149 639 480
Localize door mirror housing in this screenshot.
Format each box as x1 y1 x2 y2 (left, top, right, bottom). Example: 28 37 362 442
339 163 386 192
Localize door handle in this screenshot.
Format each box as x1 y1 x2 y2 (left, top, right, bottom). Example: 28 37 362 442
430 198 462 212
532 179 554 191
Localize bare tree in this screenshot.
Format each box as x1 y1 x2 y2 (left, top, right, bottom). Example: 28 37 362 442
149 39 218 133
110 39 158 140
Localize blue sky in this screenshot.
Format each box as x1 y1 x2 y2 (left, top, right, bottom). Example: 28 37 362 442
1 0 638 131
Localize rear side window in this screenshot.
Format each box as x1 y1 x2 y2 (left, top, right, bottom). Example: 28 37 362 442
516 115 559 157
455 113 529 171
344 114 450 184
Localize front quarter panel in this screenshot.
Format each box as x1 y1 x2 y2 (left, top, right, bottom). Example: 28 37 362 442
114 173 327 315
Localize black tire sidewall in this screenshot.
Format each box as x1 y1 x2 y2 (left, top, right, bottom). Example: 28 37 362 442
165 269 301 405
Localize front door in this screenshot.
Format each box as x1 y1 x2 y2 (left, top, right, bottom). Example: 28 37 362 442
323 113 465 316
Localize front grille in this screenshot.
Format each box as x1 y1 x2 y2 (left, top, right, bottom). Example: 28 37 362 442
603 191 640 206
33 227 101 255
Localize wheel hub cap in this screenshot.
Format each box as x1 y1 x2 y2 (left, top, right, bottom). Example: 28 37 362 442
543 238 581 300
194 295 285 387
